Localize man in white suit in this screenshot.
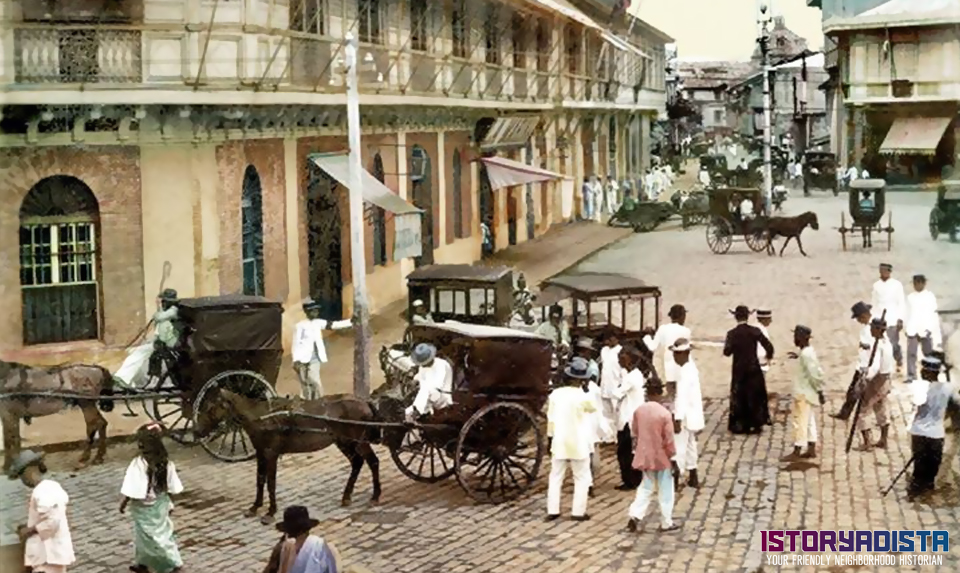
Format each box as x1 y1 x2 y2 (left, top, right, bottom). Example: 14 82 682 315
292 298 353 399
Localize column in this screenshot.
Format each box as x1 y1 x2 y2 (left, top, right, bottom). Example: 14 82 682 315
194 144 221 297
852 107 864 166
283 136 301 307
640 114 651 171
518 145 530 244
397 132 415 281
436 131 447 246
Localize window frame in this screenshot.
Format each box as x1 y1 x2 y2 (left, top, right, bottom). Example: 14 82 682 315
290 0 326 35
451 0 467 59
358 0 383 45
409 0 430 52
20 216 98 288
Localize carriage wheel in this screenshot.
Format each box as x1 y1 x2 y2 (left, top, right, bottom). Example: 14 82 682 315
634 218 658 233
454 402 543 504
390 427 457 483
193 370 276 462
745 227 768 252
930 209 942 240
706 217 733 254
147 396 197 445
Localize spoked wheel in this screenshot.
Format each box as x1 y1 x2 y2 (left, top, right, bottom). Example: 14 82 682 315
390 427 457 483
147 396 197 444
454 402 543 504
706 217 733 254
193 370 276 462
745 226 769 252
930 208 942 240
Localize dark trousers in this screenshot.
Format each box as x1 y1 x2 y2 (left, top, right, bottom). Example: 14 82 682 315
909 435 944 496
837 370 860 419
617 425 643 488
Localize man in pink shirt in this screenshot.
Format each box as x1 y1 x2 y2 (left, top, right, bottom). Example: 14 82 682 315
626 376 681 533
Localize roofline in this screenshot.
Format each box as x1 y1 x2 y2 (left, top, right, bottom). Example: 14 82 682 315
627 14 674 43
824 14 960 33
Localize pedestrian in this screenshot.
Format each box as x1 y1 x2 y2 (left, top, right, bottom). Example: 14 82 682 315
411 299 434 324
855 317 896 450
574 337 600 383
784 326 825 460
574 342 610 494
724 306 775 434
644 169 655 200
581 178 593 221
405 343 453 421
755 309 773 373
671 338 704 488
613 347 646 490
598 328 624 444
642 304 692 398
832 301 880 421
120 423 185 573
698 165 711 188
605 176 620 215
9 450 75 573
871 263 906 372
845 164 859 192
546 357 597 522
590 176 604 222
292 298 353 400
536 304 571 351
625 375 680 533
263 506 339 573
907 356 960 501
905 274 940 382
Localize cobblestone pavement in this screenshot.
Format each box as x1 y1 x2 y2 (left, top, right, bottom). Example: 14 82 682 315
3 193 960 573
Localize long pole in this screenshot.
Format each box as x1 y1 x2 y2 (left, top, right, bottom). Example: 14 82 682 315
345 33 371 399
760 17 773 216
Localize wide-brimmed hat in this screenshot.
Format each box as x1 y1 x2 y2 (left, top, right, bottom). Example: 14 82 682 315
669 338 692 352
576 337 595 351
850 301 871 319
159 288 178 301
411 343 436 366
564 357 592 380
276 505 320 536
302 297 320 311
729 305 752 320
7 450 45 480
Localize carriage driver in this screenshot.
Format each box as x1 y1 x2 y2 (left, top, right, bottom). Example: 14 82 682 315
537 304 571 351
114 288 181 388
405 343 454 422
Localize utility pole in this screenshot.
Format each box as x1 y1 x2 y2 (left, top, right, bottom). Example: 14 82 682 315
345 33 371 399
759 5 773 216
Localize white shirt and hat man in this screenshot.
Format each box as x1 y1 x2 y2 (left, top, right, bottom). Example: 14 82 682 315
670 338 705 487
292 298 353 400
871 263 906 369
755 310 773 372
405 343 454 421
411 299 435 325
643 304 692 392
904 274 940 381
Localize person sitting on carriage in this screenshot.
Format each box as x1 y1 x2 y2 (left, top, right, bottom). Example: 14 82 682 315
513 274 535 310
739 195 755 220
536 304 571 352
411 299 434 325
859 189 875 217
405 343 453 422
114 288 182 388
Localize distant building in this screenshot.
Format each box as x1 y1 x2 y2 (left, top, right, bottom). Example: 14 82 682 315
750 16 810 66
675 61 755 137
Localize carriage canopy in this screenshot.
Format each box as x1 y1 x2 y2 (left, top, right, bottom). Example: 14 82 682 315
176 295 284 354
405 264 515 326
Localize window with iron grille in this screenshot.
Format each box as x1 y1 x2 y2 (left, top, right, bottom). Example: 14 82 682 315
410 0 429 52
536 19 550 72
484 7 500 65
451 0 467 58
511 14 526 68
19 175 100 345
291 0 326 35
371 154 388 266
242 166 265 296
565 25 580 73
358 0 383 44
452 149 465 238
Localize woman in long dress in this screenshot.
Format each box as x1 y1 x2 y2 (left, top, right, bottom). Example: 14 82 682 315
119 423 185 573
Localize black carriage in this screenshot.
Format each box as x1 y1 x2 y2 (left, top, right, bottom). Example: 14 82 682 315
139 295 282 462
378 322 550 504
802 151 838 196
930 180 960 242
839 179 894 250
405 264 515 326
671 190 709 228
607 200 677 233
700 154 729 186
704 187 769 254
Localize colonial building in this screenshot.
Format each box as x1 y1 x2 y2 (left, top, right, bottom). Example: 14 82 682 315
0 0 670 361
675 61 754 137
823 0 960 181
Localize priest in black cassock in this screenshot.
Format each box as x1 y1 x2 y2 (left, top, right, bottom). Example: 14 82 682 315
724 305 775 434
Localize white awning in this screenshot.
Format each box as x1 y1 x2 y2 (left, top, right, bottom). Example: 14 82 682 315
480 157 564 190
878 117 952 156
602 32 650 59
479 117 540 150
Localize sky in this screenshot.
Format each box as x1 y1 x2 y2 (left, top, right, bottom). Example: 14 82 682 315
631 0 825 61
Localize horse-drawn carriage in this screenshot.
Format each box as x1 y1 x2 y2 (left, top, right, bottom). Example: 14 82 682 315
839 179 894 250
704 188 769 254
671 190 709 228
929 180 960 242
802 151 839 196
607 200 676 233
405 264 515 325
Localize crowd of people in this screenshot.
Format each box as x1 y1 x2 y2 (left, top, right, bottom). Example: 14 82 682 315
578 164 677 221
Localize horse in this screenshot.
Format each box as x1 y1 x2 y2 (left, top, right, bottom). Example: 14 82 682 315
0 359 115 471
762 211 819 257
194 389 385 525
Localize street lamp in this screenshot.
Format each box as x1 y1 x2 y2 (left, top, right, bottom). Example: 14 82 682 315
757 2 773 216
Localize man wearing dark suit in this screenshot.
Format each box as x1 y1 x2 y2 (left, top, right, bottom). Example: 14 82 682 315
724 305 775 434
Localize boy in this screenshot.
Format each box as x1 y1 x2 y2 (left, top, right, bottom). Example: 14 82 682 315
785 326 825 460
671 339 705 488
292 299 353 399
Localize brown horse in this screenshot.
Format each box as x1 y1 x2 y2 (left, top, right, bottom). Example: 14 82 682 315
0 359 115 471
762 211 819 257
195 389 384 525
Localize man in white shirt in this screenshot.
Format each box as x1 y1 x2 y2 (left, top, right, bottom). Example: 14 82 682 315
833 301 882 420
871 263 906 371
613 347 646 491
670 339 705 488
411 299 434 325
845 165 859 192
292 299 353 399
9 450 75 573
605 176 620 215
546 358 597 521
739 196 755 220
405 343 454 421
698 167 711 188
754 309 774 372
905 274 939 381
643 304 692 397
856 317 896 450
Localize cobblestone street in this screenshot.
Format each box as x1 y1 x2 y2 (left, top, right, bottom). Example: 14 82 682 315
3 193 960 572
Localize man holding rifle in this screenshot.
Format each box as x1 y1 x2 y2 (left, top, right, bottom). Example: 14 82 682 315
832 301 880 421
854 317 896 451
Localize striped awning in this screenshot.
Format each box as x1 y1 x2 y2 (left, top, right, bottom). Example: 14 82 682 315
879 117 952 156
480 156 564 190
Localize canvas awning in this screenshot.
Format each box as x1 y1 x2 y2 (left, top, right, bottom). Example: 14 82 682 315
480 157 564 190
308 153 423 261
878 117 952 156
479 117 540 150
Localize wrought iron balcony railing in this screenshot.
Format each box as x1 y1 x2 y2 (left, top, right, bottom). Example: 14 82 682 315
14 26 142 84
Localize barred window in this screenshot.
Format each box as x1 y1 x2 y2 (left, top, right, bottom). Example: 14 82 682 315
291 0 325 35
241 165 265 296
410 0 429 52
358 0 383 44
451 0 467 58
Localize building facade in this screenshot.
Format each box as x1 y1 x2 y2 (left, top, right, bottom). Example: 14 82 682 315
0 0 670 361
675 61 755 137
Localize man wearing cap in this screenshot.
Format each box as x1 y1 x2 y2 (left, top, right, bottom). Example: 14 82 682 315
871 263 906 371
292 299 353 400
643 304 692 396
411 299 434 325
856 317 896 450
755 310 774 372
832 301 879 420
671 338 705 488
264 505 338 573
724 305 775 434
405 343 454 421
536 304 571 350
546 357 598 521
115 288 182 388
785 326 824 460
907 356 960 500
9 450 76 573
905 274 939 382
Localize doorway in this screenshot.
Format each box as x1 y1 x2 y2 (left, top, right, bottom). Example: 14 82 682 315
479 164 495 257
306 163 343 321
507 189 518 246
410 145 434 266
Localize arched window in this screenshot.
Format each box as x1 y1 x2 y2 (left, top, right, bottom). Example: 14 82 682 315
241 165 265 296
371 153 388 266
19 175 101 344
452 149 464 238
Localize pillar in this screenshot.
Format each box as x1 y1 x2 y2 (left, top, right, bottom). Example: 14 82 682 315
436 131 447 245
852 107 864 167
397 132 415 282
640 114 651 171
283 136 302 307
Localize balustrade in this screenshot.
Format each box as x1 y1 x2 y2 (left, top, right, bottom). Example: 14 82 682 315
14 25 142 83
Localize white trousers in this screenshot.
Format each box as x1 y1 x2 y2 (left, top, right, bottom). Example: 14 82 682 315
674 428 698 471
589 450 600 486
547 458 591 517
295 359 323 400
791 398 818 447
600 397 619 443
628 469 674 528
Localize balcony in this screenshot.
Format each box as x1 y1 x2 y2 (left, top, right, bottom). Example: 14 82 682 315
13 26 142 84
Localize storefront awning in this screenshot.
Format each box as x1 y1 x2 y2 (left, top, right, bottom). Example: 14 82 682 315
308 153 423 261
479 117 540 150
878 117 952 156
480 157 564 190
